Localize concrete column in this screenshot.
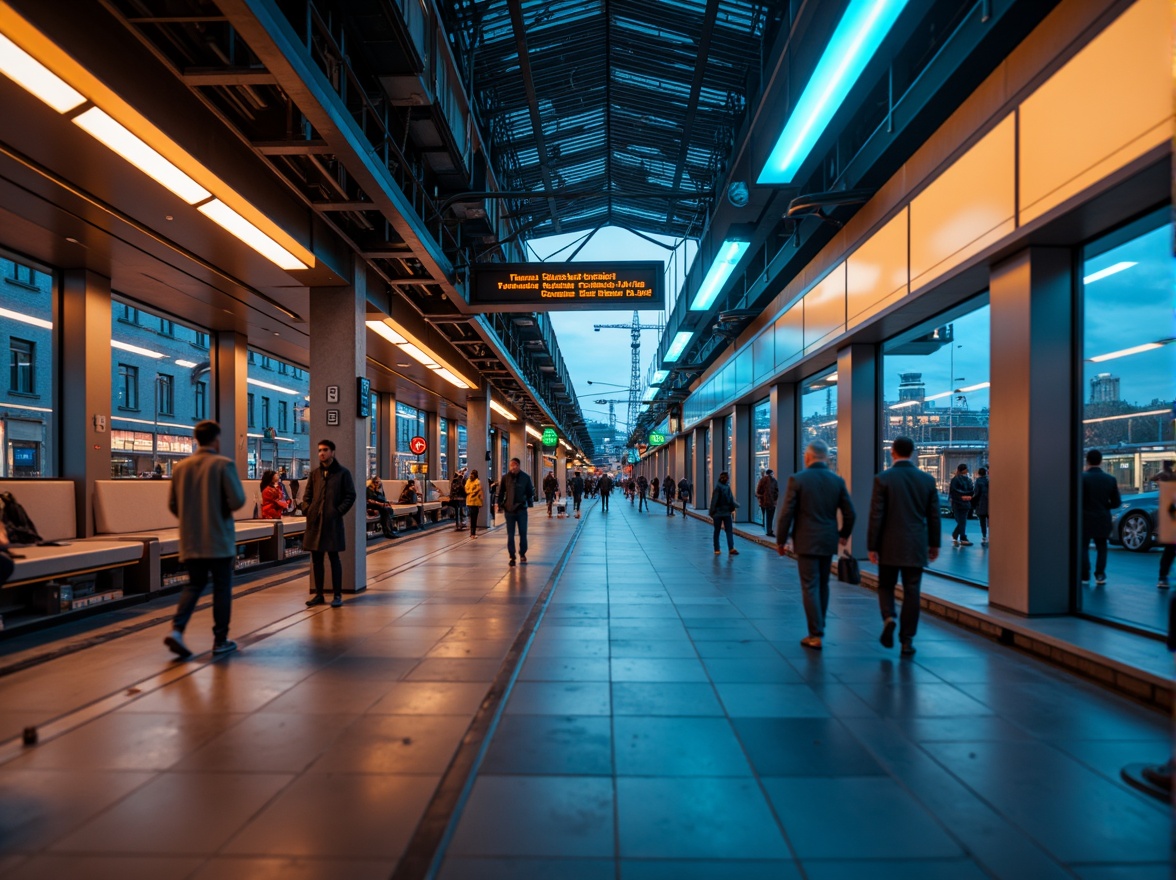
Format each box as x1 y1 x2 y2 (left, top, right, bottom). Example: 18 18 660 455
556 444 567 491
309 267 367 593
213 329 249 479
770 382 798 488
465 386 490 529
989 248 1073 615
731 405 752 521
376 392 394 480
426 410 441 497
508 421 527 477
692 426 708 508
61 270 112 537
838 344 877 553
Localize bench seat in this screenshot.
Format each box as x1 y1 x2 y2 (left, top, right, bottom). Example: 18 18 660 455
103 521 276 557
7 540 144 586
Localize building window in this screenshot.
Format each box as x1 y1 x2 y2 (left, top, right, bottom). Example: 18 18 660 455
279 400 288 432
194 331 209 349
118 363 139 410
800 370 839 473
157 373 175 416
194 381 207 420
9 338 34 394
117 304 139 325
261 396 270 430
247 393 255 428
160 319 175 337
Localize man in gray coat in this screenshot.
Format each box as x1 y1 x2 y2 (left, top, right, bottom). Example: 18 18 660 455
867 436 941 656
302 438 357 607
165 420 247 659
775 439 855 650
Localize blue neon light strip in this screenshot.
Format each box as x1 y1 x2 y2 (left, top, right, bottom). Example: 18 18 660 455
758 0 909 185
650 370 670 385
690 239 751 311
664 331 693 363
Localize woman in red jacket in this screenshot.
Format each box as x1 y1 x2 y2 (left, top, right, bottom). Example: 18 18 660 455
259 469 289 519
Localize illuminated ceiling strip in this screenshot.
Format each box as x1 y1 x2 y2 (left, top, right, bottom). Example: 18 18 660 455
0 15 314 272
958 382 990 392
1088 342 1164 363
1082 261 1137 284
247 432 296 442
924 391 953 401
112 339 165 359
2 401 53 413
758 0 909 184
690 239 750 311
650 369 669 385
112 415 200 430
888 400 919 409
174 359 198 368
525 425 543 439
1082 408 1169 425
490 400 518 421
0 306 52 330
664 331 693 363
642 386 658 402
364 319 475 390
247 377 299 395
366 320 407 346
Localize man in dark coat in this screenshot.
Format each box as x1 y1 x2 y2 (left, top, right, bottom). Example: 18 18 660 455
948 463 975 546
775 440 855 649
972 467 989 545
302 438 357 608
1081 448 1121 586
571 471 585 519
756 469 780 536
499 457 535 567
598 473 614 512
867 436 941 656
543 472 560 517
450 468 467 531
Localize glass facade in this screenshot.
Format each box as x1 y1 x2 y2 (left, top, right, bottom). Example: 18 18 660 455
0 255 55 476
439 417 449 478
457 423 468 471
245 349 311 480
752 398 771 481
395 401 427 479
1078 212 1174 633
367 391 378 479
800 369 838 473
882 298 991 585
110 300 211 478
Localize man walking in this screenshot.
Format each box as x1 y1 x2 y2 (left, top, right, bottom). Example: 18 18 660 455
164 420 247 659
499 457 535 567
678 476 692 515
664 474 677 516
598 472 613 512
303 438 357 608
1157 460 1175 589
1081 449 1121 586
543 471 559 517
775 440 855 650
948 463 974 546
571 470 585 519
756 468 780 537
636 474 649 512
867 436 941 657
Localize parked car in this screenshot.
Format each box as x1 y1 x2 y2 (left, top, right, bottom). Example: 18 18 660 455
1110 492 1158 552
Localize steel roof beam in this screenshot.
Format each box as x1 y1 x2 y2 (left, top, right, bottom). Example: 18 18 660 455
665 0 720 225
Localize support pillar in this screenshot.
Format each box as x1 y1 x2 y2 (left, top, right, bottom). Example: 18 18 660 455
465 387 490 530
770 382 798 488
61 270 112 537
989 248 1073 614
376 392 394 479
556 444 567 493
838 344 877 553
731 405 752 521
508 420 527 477
213 329 249 479
426 410 441 497
692 425 708 509
309 267 367 593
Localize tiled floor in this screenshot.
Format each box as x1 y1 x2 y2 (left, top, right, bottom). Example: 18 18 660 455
0 501 1170 879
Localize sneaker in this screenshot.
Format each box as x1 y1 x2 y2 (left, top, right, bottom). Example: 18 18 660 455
959 538 973 546
952 537 960 546
164 630 192 659
471 534 478 540
900 640 916 657
880 618 896 649
714 550 721 555
981 538 988 545
330 595 343 608
212 640 238 656
1159 579 1170 590
509 557 516 567
1095 575 1106 586
520 554 528 564
729 549 740 556
306 594 325 607
800 636 822 650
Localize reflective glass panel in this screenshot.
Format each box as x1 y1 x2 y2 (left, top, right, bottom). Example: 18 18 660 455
1 255 55 476
246 348 310 480
799 369 839 473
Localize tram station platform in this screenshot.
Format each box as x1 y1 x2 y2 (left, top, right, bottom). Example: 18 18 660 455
0 500 1169 880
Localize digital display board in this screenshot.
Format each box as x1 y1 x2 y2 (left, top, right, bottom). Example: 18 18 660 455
468 261 664 312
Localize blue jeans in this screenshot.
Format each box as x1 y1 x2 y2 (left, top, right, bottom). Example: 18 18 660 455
713 515 734 551
173 556 234 643
951 506 969 540
504 509 529 559
638 492 648 511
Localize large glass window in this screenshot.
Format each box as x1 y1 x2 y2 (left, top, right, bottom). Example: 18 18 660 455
458 423 468 471
246 349 310 479
800 369 839 472
0 255 54 476
440 417 450 478
752 398 771 481
881 298 990 585
395 401 427 479
723 414 734 477
157 373 175 417
702 427 711 504
117 364 140 411
1079 213 1174 634
194 381 207 420
367 391 378 479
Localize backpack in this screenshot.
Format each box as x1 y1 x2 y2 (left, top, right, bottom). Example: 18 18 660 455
0 491 43 545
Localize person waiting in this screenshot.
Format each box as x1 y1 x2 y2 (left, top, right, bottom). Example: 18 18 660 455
259 470 289 519
398 479 426 530
366 477 399 539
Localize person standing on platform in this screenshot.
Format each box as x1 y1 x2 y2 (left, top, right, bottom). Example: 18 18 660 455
571 470 585 519
708 471 740 556
756 468 780 537
651 477 660 507
948 463 974 546
465 469 485 539
664 474 677 516
303 439 357 608
1156 460 1175 589
678 476 692 515
867 436 941 657
1081 449 1120 586
488 478 499 526
775 440 854 650
450 468 467 531
499 457 534 567
972 467 990 546
164 420 247 659
637 474 649 512
598 472 613 512
543 471 559 517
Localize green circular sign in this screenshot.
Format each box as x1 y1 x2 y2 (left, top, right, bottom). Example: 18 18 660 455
648 431 666 446
541 427 559 447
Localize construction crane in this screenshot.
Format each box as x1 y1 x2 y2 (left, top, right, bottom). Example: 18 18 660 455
592 310 663 439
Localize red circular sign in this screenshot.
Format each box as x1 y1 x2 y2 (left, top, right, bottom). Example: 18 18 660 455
409 436 427 455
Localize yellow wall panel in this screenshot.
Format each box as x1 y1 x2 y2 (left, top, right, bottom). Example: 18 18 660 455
803 265 846 352
846 208 909 329
1019 0 1172 225
910 115 1016 290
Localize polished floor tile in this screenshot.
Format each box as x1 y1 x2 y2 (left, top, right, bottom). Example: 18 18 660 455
505 682 612 716
481 715 612 775
613 717 751 776
611 682 724 716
